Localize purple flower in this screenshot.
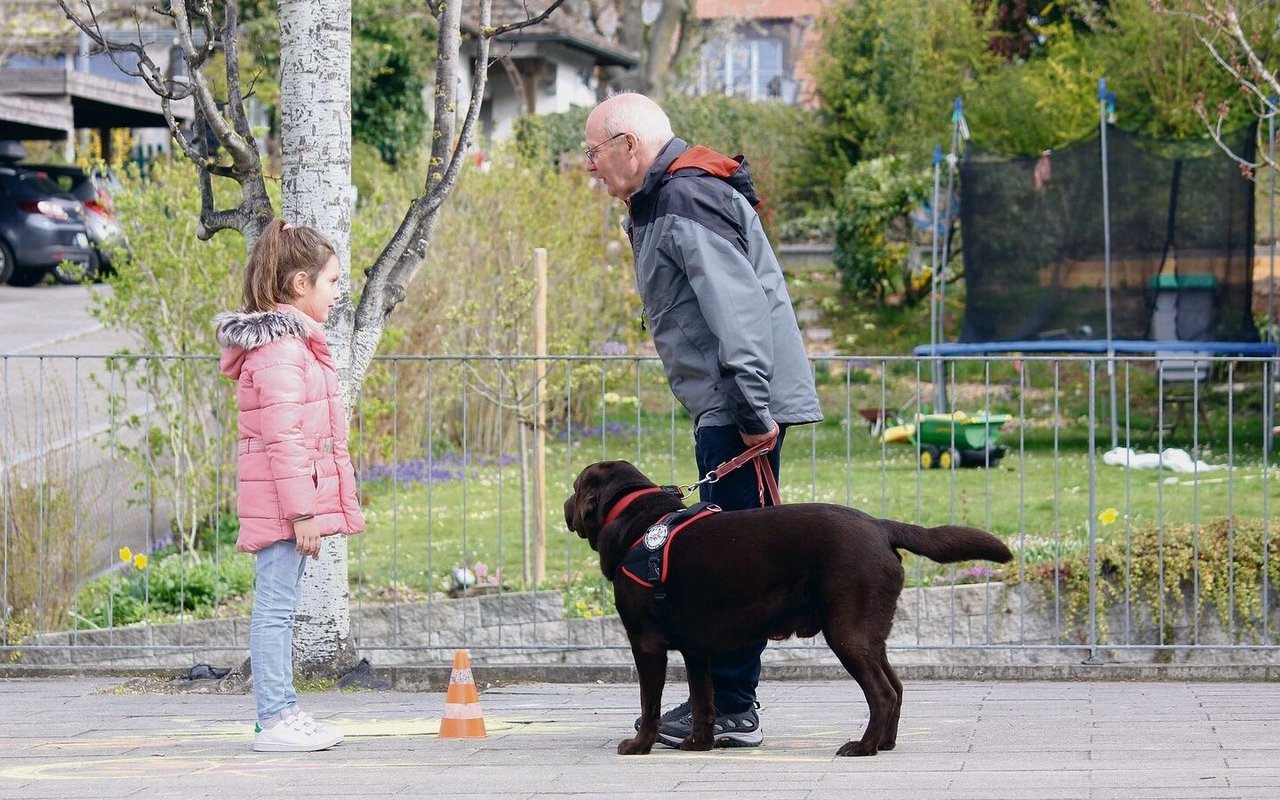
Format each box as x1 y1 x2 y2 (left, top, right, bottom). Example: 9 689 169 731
600 341 629 356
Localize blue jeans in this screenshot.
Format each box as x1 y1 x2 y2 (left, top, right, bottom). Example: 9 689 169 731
249 539 308 724
694 423 787 714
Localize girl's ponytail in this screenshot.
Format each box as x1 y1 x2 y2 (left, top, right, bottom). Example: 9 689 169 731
241 219 336 312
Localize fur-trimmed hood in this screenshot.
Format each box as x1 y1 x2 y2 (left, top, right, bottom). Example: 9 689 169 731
215 305 328 380
214 308 308 350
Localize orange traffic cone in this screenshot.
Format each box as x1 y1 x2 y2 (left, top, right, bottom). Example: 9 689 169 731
438 649 487 738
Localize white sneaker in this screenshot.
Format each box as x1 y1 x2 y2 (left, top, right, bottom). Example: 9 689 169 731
291 709 344 746
253 711 343 752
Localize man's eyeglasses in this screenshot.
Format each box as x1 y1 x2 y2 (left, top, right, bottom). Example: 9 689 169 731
584 132 626 165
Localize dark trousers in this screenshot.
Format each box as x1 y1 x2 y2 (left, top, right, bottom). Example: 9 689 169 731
693 423 787 714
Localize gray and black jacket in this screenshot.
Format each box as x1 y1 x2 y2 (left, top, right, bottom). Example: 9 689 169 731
625 137 822 434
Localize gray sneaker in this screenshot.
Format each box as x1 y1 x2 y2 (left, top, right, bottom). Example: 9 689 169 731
635 700 763 748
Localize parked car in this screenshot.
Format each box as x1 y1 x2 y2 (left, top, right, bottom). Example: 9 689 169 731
19 164 127 277
0 166 95 286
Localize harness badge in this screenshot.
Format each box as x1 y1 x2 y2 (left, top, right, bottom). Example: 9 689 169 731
643 523 670 551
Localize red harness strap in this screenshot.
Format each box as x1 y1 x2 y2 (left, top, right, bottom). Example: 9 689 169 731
602 486 665 528
618 506 721 587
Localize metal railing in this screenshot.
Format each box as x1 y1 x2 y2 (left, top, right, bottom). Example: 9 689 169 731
2 352 1276 667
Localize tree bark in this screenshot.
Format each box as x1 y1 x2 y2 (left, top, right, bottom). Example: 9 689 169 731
278 0 359 674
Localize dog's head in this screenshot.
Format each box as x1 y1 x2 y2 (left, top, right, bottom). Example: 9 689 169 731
563 460 656 551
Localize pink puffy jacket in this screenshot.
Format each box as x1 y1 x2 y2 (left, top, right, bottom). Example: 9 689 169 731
215 304 365 553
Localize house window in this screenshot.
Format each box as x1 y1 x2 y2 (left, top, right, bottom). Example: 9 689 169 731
697 38 786 102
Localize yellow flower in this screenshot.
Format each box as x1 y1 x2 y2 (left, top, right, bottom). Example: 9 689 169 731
133 554 149 570
118 547 133 563
1097 508 1119 525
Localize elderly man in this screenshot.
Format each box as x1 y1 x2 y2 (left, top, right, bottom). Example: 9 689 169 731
584 92 822 748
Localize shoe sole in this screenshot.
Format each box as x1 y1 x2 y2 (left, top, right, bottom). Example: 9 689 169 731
654 730 763 748
253 734 344 752
715 731 763 748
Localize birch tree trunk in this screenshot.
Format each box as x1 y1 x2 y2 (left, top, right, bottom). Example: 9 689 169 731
277 0 359 673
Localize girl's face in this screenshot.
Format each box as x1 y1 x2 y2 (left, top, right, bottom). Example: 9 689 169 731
293 254 342 323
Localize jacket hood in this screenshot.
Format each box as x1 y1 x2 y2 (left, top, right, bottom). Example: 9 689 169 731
635 138 761 208
214 308 311 380
665 143 760 208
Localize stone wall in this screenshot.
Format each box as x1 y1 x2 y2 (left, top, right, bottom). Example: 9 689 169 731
17 582 1280 669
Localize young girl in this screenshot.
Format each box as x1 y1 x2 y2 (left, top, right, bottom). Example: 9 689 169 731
214 219 365 752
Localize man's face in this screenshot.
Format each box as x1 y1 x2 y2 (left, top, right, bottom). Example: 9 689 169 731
585 118 639 200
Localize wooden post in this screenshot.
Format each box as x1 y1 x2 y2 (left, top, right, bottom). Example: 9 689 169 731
533 247 548 584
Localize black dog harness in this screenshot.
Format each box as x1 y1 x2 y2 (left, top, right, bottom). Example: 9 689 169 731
616 503 721 594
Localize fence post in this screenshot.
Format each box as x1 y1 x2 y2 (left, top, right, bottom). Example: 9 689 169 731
1085 359 1102 665
533 248 549 585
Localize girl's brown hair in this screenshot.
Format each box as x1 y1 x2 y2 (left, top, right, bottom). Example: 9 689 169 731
242 218 338 312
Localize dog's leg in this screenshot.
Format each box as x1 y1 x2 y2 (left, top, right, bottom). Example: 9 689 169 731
618 647 667 755
679 651 715 751
878 645 903 751
826 630 896 757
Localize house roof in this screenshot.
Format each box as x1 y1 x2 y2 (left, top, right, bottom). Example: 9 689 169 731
0 0 200 55
698 0 832 20
463 1 638 67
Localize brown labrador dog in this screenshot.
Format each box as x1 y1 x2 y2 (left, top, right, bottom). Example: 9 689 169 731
564 460 1013 757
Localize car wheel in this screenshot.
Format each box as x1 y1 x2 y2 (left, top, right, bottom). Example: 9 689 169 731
51 254 97 285
0 239 14 284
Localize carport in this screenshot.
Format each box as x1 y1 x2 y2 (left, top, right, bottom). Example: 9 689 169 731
0 66 192 157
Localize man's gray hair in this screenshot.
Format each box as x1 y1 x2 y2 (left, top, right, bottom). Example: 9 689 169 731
597 92 674 149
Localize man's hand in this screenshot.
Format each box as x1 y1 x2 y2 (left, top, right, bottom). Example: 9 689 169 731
294 517 322 559
740 423 779 448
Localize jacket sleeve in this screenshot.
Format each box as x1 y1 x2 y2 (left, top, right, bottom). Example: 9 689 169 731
249 339 316 521
666 215 776 434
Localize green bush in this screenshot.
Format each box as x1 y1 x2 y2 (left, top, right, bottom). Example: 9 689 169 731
1023 518 1280 644
73 549 255 628
357 148 641 459
95 160 245 554
514 94 816 235
832 155 931 303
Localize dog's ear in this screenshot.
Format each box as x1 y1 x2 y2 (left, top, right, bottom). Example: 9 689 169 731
564 465 600 541
563 488 596 538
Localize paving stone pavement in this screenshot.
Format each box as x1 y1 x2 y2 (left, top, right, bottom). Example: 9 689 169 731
1 678 1277 799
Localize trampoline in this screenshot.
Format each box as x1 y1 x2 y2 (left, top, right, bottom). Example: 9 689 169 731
917 84 1277 446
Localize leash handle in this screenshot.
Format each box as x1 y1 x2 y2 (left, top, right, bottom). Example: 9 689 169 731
705 429 778 483
683 429 781 506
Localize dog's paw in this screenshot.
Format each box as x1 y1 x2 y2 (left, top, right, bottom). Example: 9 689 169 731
677 735 714 752
617 737 653 755
836 739 878 757
878 739 897 751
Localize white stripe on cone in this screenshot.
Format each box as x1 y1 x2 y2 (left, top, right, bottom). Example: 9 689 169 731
449 668 475 685
444 703 483 719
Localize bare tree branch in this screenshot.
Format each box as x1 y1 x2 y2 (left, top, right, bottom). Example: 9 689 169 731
220 0 256 142
55 0 271 241
1158 0 1280 171
489 0 568 35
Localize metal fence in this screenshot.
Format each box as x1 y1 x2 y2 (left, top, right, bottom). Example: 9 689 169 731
2 352 1277 667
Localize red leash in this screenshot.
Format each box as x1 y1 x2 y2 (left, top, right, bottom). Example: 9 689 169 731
600 431 782 527
699 430 781 507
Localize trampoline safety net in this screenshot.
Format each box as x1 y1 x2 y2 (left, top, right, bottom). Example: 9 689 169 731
958 126 1258 344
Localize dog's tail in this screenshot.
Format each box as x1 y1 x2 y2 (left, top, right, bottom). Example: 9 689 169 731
882 519 1013 565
